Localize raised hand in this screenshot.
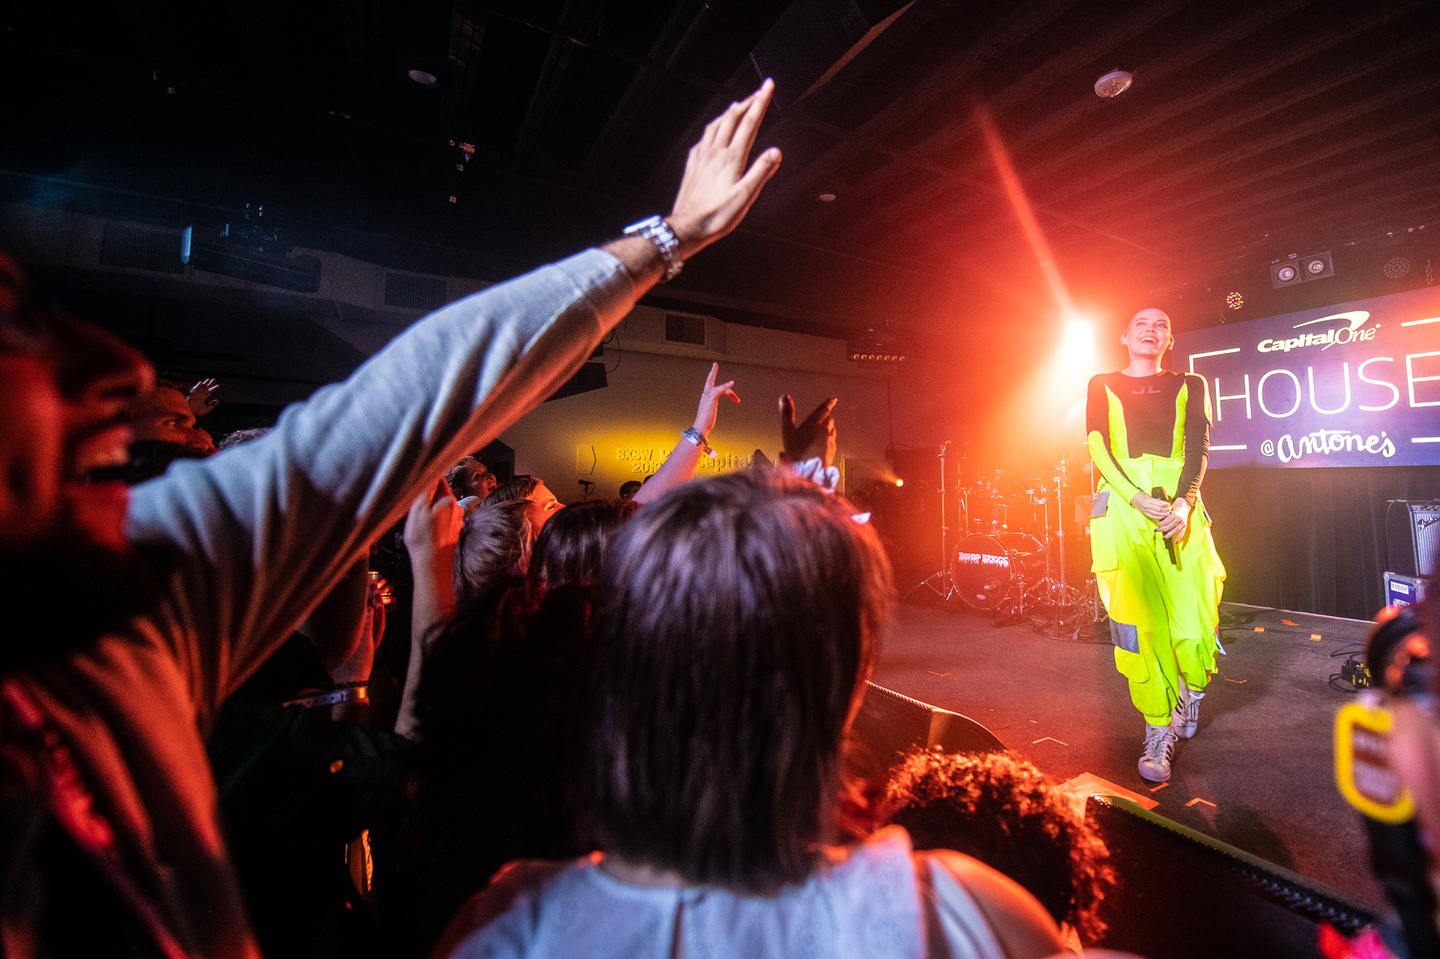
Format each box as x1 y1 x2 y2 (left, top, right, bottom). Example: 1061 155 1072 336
187 377 220 416
693 362 740 437
397 476 464 738
404 476 464 560
667 79 782 259
330 578 386 686
779 395 837 468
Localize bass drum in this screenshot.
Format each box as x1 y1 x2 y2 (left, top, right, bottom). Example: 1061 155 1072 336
950 533 1045 610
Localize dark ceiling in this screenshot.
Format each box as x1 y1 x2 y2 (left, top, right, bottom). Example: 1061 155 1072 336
2 0 1438 351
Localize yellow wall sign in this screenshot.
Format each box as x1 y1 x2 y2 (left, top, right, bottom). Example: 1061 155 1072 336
613 447 753 474
1334 699 1413 823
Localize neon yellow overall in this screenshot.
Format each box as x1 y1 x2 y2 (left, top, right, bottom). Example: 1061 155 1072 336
1088 381 1226 726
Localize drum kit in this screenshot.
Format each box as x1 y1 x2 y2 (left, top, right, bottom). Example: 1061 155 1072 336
912 440 1106 636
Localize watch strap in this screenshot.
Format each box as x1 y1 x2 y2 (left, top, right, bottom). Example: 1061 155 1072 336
622 215 684 281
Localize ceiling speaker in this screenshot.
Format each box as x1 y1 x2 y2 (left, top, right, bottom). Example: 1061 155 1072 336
1270 251 1333 288
1271 261 1303 287
1303 251 1334 280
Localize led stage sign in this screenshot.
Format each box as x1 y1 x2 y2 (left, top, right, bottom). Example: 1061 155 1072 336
1174 285 1440 469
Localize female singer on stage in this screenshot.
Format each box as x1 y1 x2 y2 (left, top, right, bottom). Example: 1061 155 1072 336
1086 307 1227 782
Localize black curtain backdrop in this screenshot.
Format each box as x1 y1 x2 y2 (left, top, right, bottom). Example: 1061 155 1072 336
1202 466 1440 621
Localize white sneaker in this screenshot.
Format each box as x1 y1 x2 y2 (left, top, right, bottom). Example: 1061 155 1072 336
1139 723 1176 781
1171 685 1203 739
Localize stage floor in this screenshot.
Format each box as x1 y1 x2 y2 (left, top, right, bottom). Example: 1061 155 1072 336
874 598 1388 912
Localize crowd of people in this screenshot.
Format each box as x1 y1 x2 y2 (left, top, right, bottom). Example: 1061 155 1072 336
2 74 1438 959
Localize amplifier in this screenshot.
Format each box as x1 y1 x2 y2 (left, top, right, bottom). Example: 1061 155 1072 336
1385 500 1440 578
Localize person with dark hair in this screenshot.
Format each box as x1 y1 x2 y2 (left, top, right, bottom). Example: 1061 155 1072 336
126 375 217 456
0 76 781 958
484 476 539 504
434 469 1065 959
884 748 1116 948
1087 307 1226 782
617 480 642 500
446 455 498 503
528 497 638 590
399 578 597 958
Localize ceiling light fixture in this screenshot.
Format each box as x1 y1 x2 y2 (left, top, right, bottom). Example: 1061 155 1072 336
1094 70 1133 98
817 193 837 202
1383 256 1412 280
407 69 439 87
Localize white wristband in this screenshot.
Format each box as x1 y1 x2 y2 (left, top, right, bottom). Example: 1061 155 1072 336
681 427 716 459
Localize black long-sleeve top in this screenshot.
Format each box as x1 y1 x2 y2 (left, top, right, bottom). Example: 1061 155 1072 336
1086 370 1210 506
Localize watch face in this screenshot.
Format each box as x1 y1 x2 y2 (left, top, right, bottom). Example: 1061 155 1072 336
624 215 665 235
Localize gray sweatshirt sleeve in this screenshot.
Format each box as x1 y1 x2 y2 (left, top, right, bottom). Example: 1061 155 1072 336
125 249 634 721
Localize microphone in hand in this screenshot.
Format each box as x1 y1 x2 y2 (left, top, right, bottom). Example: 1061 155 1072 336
1152 486 1178 567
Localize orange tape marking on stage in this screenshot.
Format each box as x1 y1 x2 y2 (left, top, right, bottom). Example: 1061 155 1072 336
1225 678 1247 684
1253 627 1265 633
1186 798 1217 808
1310 634 1322 641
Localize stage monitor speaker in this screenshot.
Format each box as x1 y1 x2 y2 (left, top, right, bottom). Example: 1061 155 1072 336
1087 795 1377 958
545 361 607 402
1386 500 1440 578
848 682 1005 780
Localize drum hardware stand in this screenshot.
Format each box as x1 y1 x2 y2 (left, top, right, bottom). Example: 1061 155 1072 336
1030 457 1081 632
993 587 1031 627
909 441 959 603
1074 576 1108 636
1063 459 1109 641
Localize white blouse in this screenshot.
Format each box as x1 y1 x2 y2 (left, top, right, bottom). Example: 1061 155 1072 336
438 826 1013 959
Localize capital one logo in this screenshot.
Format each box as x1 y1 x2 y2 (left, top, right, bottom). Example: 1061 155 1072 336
1257 311 1378 354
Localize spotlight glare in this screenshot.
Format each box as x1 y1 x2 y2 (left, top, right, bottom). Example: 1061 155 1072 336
1225 291 1244 310
1061 317 1093 354
895 479 904 487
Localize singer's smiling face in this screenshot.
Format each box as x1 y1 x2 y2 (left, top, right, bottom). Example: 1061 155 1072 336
1122 308 1173 361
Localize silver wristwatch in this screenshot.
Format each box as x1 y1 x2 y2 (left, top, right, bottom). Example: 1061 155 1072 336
622 215 684 281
